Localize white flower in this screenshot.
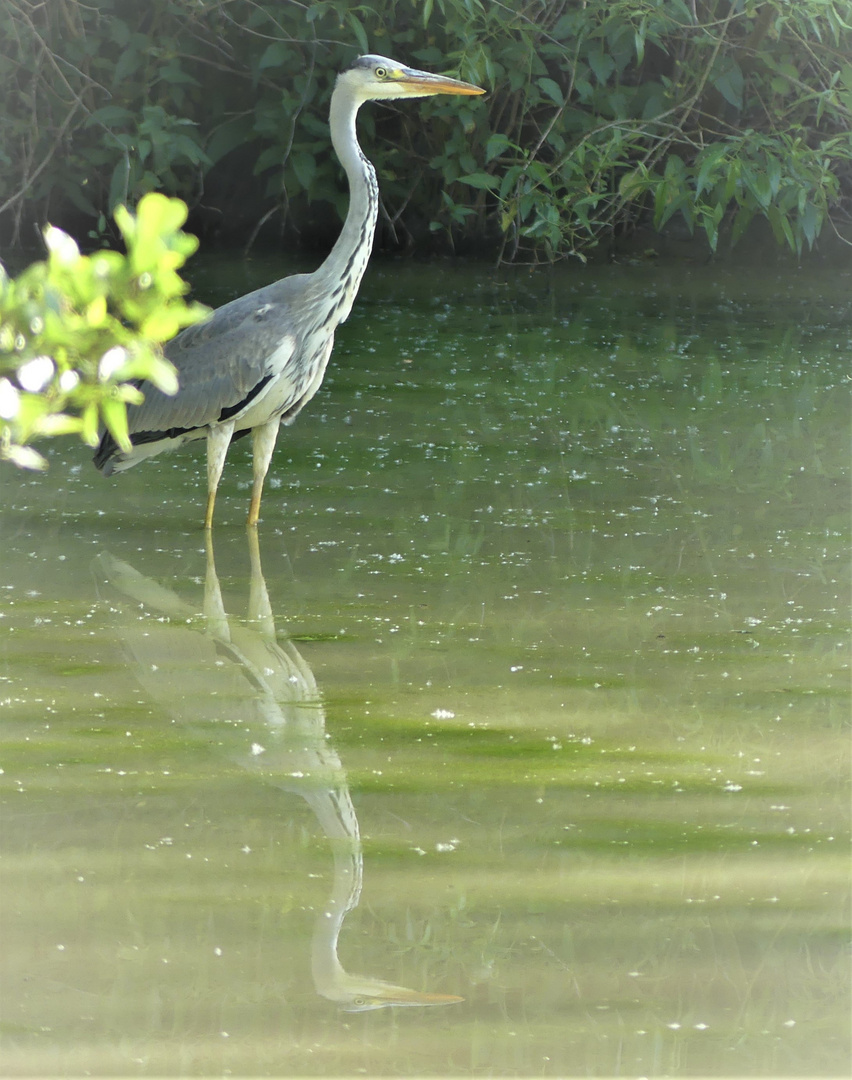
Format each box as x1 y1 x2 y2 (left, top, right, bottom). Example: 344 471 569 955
0 378 20 419
99 345 128 381
18 355 55 392
43 225 80 264
59 370 80 392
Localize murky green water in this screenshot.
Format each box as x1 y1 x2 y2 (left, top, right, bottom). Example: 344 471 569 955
1 258 849 1076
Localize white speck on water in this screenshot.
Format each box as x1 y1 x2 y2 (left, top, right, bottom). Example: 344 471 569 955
431 709 455 719
250 743 265 756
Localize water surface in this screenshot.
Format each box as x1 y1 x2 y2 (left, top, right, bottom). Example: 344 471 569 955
1 258 849 1076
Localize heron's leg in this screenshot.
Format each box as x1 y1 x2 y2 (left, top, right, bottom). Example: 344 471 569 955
205 420 236 530
247 418 280 528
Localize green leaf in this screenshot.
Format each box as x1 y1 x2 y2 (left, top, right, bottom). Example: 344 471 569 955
701 212 719 252
799 201 821 249
458 172 499 190
485 133 513 163
258 42 291 71
744 167 772 209
100 396 132 452
207 118 253 166
767 205 797 253
292 151 317 191
87 105 135 129
3 443 47 470
81 402 100 446
713 61 744 110
537 77 564 106
587 47 615 86
347 12 369 54
108 157 131 212
255 145 284 174
730 206 755 246
634 18 646 65
695 143 730 197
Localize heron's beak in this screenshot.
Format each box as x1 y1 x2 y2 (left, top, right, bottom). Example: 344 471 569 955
397 67 485 97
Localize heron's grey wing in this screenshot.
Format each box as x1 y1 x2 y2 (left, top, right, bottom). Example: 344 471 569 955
126 276 309 435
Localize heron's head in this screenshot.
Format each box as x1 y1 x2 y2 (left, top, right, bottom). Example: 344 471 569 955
338 54 485 102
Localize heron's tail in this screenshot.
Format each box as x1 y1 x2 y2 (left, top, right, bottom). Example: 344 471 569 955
93 431 119 475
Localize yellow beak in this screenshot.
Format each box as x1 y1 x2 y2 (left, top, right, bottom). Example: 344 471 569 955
396 67 485 97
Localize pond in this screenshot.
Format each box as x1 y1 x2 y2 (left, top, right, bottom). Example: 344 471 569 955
1 256 849 1076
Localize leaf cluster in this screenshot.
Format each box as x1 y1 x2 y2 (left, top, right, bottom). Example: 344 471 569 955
440 0 852 260
0 193 207 468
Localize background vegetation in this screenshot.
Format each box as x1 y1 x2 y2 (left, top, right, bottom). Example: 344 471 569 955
2 0 851 263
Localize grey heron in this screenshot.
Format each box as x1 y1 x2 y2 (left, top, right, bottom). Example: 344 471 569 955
96 535 464 1011
93 55 484 528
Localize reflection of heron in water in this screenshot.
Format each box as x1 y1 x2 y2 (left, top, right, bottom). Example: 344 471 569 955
95 532 462 1011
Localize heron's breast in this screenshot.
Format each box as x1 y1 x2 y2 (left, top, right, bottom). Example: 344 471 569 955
234 332 333 430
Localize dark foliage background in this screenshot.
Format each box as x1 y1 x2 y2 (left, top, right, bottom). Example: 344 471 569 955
2 0 851 261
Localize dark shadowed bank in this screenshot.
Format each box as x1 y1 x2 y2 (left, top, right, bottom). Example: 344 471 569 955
2 0 851 264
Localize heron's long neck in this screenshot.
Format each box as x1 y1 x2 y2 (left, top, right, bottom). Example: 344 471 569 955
311 85 379 323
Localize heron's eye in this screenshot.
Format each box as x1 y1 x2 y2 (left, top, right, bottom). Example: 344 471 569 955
374 67 387 79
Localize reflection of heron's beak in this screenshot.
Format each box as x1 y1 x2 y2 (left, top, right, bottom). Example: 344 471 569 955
340 980 464 1012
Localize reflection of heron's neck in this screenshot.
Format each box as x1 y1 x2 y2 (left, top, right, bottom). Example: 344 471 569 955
303 777 368 1005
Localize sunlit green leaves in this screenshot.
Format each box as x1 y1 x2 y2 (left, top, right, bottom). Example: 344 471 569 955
0 194 206 470
428 0 852 262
